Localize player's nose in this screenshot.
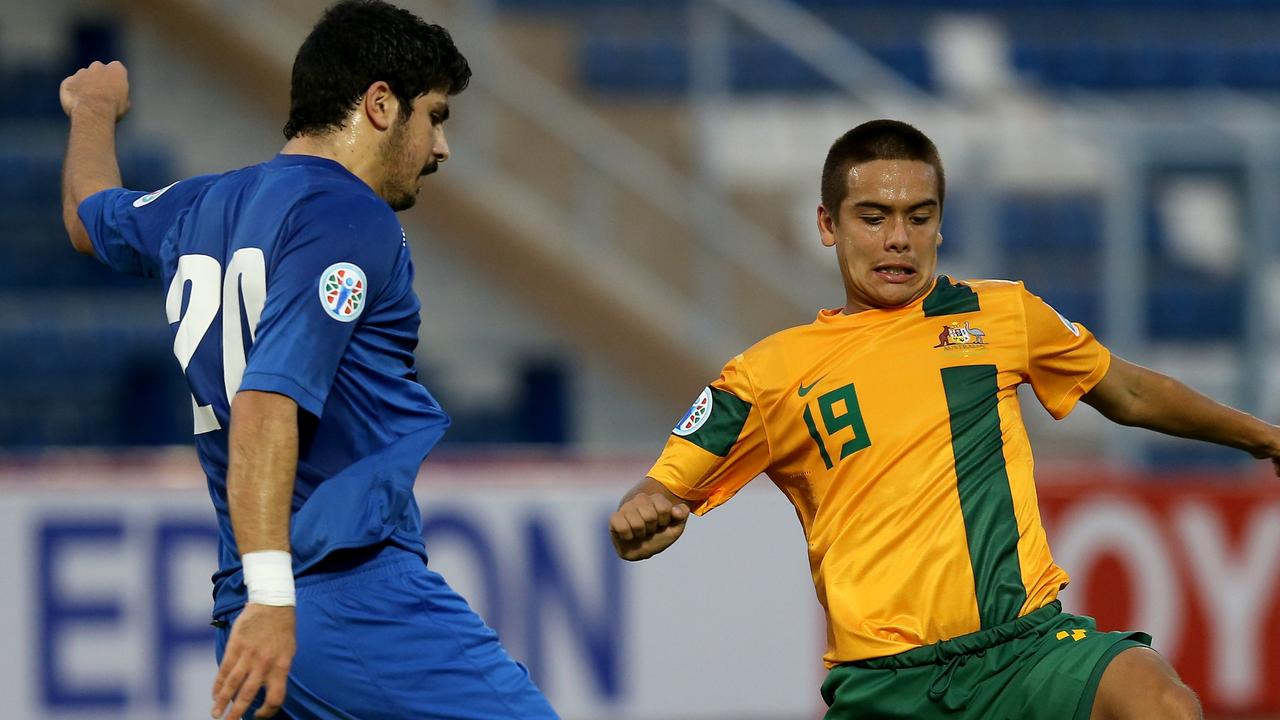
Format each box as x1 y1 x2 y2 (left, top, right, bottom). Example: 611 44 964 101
884 217 909 251
434 131 450 164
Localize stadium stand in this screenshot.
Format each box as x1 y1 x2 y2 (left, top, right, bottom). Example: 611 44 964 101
5 0 1274 467
0 18 191 447
0 20 575 448
490 0 1271 466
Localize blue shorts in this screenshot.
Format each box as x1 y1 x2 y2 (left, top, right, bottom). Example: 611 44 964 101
215 545 558 719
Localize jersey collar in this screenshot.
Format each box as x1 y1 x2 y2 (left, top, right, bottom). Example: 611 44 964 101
815 275 944 326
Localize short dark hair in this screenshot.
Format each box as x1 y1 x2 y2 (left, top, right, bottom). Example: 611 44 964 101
820 119 945 218
283 0 472 139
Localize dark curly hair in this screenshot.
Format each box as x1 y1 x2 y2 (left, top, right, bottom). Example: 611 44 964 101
283 0 471 139
821 120 945 219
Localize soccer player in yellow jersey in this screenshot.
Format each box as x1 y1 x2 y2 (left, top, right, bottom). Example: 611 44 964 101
610 120 1280 720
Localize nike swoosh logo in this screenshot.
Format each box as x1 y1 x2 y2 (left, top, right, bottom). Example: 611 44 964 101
798 375 827 397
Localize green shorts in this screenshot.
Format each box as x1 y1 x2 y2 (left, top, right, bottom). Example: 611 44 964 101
821 601 1151 720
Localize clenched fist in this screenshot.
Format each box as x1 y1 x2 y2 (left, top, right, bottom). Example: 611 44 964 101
610 492 690 561
60 60 130 120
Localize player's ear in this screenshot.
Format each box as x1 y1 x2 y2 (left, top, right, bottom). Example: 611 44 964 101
936 231 943 247
818 204 837 248
363 81 398 132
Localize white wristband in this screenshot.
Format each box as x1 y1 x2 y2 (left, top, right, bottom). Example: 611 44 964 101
242 550 296 607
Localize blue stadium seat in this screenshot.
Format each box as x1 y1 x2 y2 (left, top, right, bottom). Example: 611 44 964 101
551 1 1280 94
581 38 687 94
992 193 1246 340
419 359 571 447
0 63 67 120
580 35 933 94
0 148 174 289
999 195 1103 255
1013 41 1280 90
1145 280 1244 340
0 19 186 447
0 322 186 447
0 153 62 204
500 0 1280 10
997 194 1104 330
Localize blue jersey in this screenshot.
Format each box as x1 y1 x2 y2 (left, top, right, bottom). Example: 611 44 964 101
79 154 451 618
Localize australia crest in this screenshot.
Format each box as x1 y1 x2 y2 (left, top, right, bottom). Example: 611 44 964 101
935 321 987 349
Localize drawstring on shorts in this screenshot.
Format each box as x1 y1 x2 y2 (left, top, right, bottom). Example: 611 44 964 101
927 648 985 710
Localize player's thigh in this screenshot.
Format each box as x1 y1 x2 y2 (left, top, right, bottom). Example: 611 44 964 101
296 564 557 719
377 566 557 718
1090 647 1201 720
822 662 940 719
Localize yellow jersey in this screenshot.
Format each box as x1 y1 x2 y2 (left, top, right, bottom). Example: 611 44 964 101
648 276 1111 667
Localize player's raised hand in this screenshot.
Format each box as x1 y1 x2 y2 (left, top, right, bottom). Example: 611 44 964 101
211 603 295 719
611 492 690 561
1246 425 1280 477
60 60 131 120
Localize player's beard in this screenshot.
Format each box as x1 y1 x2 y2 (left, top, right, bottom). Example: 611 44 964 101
380 119 419 212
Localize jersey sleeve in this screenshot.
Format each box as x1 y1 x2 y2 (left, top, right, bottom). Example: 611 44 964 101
78 177 215 278
1020 285 1112 419
646 355 771 515
237 192 405 417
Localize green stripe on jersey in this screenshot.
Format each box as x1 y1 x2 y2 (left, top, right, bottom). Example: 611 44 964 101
941 364 1026 628
675 387 751 457
803 404 835 470
923 276 980 317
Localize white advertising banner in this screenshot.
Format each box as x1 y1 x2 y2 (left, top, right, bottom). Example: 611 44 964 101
0 456 825 720
8 458 1276 719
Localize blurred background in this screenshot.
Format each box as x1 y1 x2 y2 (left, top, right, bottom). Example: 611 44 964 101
1 0 1278 718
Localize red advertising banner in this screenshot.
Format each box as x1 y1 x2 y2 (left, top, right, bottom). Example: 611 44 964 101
1038 473 1280 715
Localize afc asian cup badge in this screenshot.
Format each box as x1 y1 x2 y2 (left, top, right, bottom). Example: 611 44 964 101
318 262 367 322
673 387 714 436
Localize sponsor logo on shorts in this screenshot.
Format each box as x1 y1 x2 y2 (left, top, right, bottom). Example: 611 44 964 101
318 262 367 322
673 387 713 436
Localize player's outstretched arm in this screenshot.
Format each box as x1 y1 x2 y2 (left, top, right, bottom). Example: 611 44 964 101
1082 355 1280 476
610 477 695 561
212 390 299 720
60 60 130 256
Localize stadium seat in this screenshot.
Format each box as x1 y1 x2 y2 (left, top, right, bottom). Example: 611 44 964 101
544 1 1280 94
0 23 186 447
998 194 1104 330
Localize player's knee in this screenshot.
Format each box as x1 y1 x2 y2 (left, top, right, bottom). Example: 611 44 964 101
1155 680 1202 720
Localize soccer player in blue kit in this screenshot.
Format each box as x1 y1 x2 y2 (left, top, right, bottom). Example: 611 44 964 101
59 2 559 718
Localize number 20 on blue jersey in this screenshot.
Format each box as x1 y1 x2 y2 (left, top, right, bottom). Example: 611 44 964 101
165 249 266 434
